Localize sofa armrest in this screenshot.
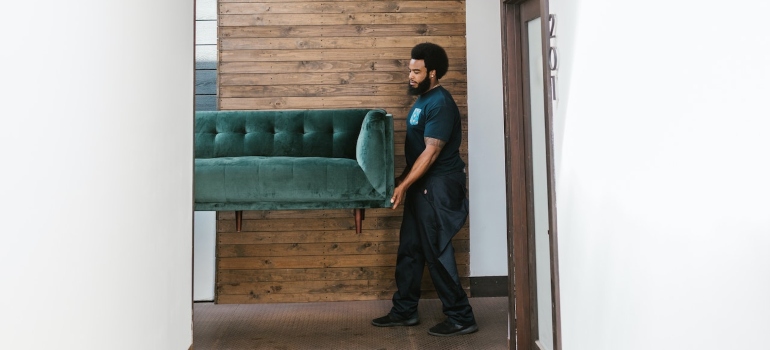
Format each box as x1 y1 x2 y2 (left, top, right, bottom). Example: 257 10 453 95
355 110 394 197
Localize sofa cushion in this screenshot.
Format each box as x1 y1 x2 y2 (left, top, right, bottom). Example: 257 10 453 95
195 156 380 204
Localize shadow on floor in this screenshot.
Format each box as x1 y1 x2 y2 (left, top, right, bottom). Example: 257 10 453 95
193 297 509 350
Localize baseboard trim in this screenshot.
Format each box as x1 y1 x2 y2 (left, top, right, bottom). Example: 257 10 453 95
470 276 509 297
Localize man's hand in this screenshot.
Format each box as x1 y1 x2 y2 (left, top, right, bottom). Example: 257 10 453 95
391 184 407 209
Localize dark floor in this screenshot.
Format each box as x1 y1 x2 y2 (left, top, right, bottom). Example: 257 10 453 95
193 297 509 350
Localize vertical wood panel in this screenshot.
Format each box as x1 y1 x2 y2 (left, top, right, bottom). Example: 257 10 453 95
217 0 469 304
196 12 217 111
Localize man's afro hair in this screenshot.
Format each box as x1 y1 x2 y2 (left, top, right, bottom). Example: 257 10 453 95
411 42 449 79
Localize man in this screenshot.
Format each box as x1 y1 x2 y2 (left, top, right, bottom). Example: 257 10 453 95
371 43 477 336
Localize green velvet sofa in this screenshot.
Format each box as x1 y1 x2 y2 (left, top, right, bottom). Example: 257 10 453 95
194 108 394 232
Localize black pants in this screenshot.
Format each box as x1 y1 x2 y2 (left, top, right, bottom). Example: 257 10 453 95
389 172 475 325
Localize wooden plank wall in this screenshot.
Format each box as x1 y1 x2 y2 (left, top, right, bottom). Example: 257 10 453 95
216 0 469 304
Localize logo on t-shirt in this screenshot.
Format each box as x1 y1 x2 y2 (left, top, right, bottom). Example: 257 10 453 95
409 108 422 125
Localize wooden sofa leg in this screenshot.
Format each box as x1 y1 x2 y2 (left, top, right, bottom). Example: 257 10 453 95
235 211 243 232
354 208 365 233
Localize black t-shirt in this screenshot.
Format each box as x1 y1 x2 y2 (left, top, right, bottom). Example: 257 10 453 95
405 86 465 177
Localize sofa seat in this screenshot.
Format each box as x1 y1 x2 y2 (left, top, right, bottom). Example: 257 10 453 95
195 156 383 210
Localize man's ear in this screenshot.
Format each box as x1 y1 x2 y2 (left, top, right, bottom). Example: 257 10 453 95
429 70 437 79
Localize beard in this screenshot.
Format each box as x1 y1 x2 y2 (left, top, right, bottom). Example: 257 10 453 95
407 78 432 96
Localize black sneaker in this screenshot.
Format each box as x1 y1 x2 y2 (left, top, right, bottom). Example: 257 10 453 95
427 319 479 336
371 313 420 327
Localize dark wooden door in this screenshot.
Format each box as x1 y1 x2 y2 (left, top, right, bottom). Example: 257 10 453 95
501 0 561 349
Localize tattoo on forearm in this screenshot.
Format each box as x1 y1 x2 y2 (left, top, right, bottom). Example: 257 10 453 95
425 137 446 149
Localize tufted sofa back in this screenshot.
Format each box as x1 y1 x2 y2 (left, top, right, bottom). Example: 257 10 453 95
195 109 383 159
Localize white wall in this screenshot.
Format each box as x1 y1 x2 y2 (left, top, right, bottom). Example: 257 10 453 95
466 0 509 277
550 0 770 349
0 1 194 349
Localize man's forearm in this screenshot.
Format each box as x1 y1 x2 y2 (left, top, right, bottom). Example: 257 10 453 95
396 165 412 185
391 137 445 209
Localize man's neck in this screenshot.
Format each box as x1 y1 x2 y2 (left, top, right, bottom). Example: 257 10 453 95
423 81 441 95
